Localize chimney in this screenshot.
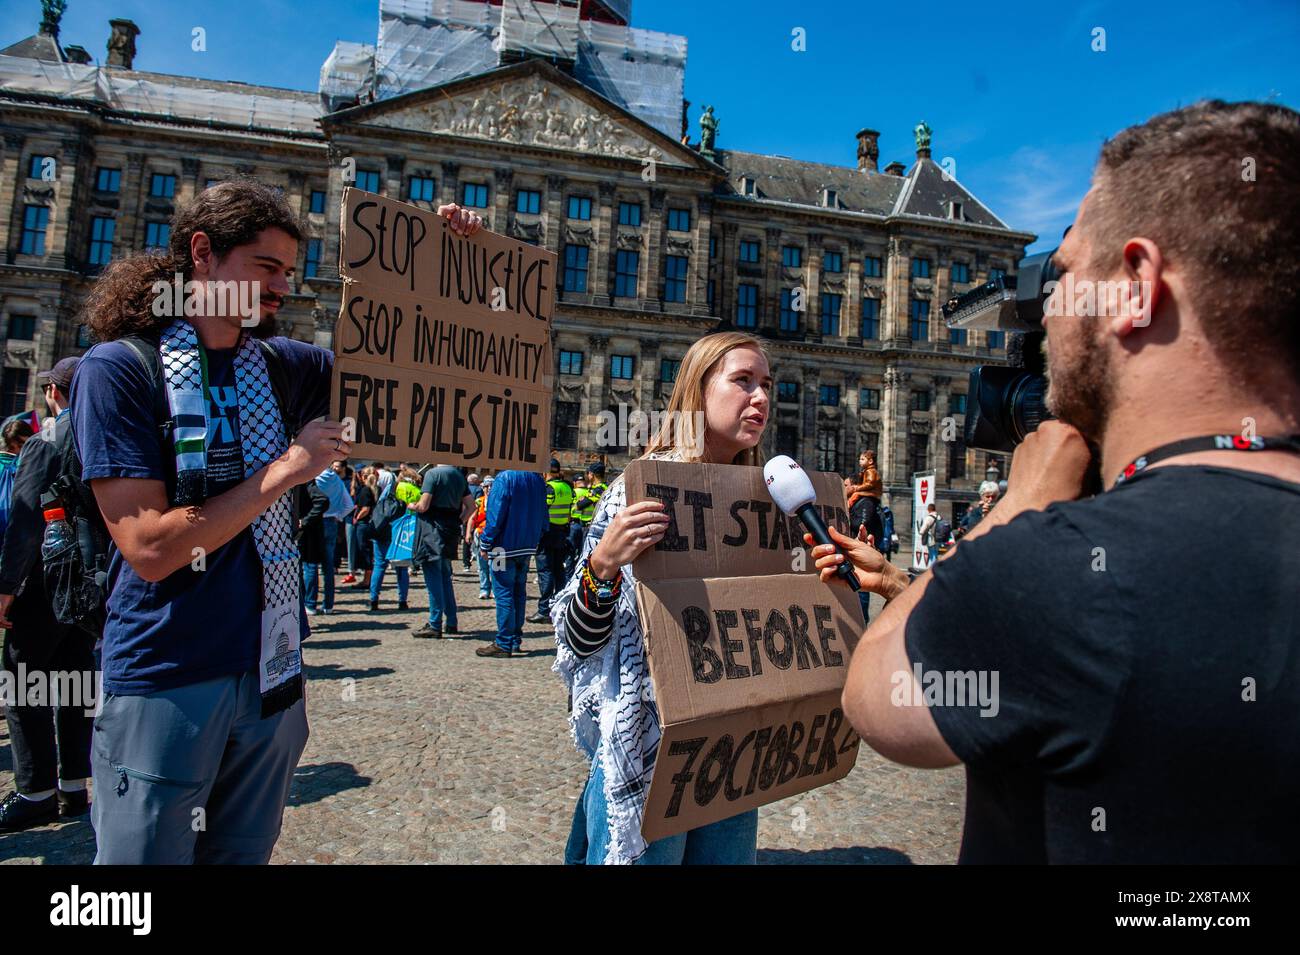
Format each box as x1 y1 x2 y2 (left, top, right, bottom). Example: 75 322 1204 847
64 45 92 65
856 128 880 173
884 161 906 176
106 18 139 70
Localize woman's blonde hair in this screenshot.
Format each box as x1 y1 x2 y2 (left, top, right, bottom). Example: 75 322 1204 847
642 331 770 466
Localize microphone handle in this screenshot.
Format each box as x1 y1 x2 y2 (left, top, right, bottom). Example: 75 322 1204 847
795 503 860 592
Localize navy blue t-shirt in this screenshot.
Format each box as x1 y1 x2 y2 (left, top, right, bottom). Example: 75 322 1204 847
70 336 332 695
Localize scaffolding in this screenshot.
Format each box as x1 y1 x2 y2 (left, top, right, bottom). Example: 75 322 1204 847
0 54 320 134
319 0 685 137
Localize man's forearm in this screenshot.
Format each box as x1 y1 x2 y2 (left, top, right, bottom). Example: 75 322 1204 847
95 458 300 583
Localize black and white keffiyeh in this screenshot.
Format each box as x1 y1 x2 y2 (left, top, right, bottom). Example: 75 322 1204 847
160 318 303 717
552 449 682 864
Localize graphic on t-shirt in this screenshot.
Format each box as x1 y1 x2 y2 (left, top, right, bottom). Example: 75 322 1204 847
206 384 245 489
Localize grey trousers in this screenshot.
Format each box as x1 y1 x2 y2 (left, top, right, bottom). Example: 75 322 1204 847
91 670 308 864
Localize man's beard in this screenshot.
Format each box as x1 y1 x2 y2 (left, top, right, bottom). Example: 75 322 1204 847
1044 326 1113 441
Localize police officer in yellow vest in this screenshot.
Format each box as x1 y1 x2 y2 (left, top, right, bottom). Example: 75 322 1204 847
568 462 608 562
529 458 574 623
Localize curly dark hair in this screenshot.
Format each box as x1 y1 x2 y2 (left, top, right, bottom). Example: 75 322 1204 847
81 179 306 342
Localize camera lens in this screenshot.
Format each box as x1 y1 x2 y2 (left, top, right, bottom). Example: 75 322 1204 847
1008 373 1053 442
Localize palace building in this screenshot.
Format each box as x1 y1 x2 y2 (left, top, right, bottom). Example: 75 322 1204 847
0 0 1034 524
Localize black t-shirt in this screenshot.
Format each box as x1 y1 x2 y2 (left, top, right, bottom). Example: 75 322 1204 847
354 484 375 523
906 465 1300 864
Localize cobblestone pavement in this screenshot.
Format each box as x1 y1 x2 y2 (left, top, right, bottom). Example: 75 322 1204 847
1 563 964 865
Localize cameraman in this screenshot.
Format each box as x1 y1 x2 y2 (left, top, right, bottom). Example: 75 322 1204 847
816 101 1300 863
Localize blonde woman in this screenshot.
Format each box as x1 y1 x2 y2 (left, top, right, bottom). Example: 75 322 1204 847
553 332 772 865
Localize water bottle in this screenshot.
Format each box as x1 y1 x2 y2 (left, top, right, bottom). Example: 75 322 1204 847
41 506 76 563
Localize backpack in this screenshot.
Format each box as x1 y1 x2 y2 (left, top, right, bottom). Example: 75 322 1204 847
41 335 295 638
934 517 952 546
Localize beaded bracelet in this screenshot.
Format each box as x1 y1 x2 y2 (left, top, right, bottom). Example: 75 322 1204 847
581 557 622 602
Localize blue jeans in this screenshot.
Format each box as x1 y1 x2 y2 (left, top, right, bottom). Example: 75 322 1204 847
475 536 492 595
302 523 336 612
422 557 458 630
928 545 938 564
490 556 530 651
566 757 758 865
368 536 409 603
535 524 570 615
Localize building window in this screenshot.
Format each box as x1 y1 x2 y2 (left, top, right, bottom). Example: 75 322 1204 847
144 221 171 251
8 315 36 340
409 176 436 203
740 176 756 197
782 245 802 268
911 389 931 413
352 169 380 193
563 244 589 293
660 358 681 383
614 250 639 298
20 205 50 256
823 250 843 273
567 196 592 220
516 189 541 214
777 381 799 403
0 369 31 419
664 255 688 303
989 267 1007 281
949 327 968 345
986 329 1005 349
910 299 930 340
558 349 584 376
149 173 176 199
709 236 716 258
77 325 92 348
949 438 968 481
948 200 964 220
861 429 879 458
911 257 931 279
908 432 929 475
707 279 715 312
819 384 840 407
28 155 55 179
816 428 839 473
738 240 760 264
861 298 879 340
88 216 115 266
667 208 691 232
554 401 580 450
461 182 488 207
777 424 798 458
618 201 641 226
204 178 222 190
304 238 322 278
860 387 880 410
863 255 882 278
822 188 838 208
820 293 842 336
95 167 121 193
951 261 970 283
610 354 635 379
309 189 327 214
779 288 800 332
949 393 968 415
735 283 758 328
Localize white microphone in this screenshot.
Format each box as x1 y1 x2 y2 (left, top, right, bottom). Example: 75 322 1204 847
763 455 859 591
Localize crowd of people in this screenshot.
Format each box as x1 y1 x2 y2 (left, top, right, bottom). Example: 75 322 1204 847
1 100 1297 866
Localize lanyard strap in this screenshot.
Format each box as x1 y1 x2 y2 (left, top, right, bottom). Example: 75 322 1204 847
1113 433 1300 488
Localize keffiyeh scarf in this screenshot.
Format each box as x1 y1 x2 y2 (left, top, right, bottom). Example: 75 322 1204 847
160 319 303 717
552 449 683 864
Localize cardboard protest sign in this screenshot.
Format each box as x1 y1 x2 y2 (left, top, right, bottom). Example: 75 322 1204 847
331 188 555 470
624 459 864 841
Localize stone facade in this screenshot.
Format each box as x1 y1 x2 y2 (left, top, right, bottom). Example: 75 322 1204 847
0 28 1032 528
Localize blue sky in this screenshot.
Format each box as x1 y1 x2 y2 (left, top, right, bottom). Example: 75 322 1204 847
4 0 1298 252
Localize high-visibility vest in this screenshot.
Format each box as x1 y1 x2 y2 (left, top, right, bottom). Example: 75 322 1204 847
546 479 574 525
571 481 607 525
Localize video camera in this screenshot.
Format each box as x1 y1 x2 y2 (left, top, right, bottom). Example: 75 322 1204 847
941 248 1059 453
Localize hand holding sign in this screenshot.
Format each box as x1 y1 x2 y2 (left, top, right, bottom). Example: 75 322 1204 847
589 500 670 580
805 527 909 602
277 419 352 487
435 203 484 238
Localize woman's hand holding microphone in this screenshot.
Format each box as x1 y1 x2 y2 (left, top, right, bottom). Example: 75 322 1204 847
804 526 910 603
